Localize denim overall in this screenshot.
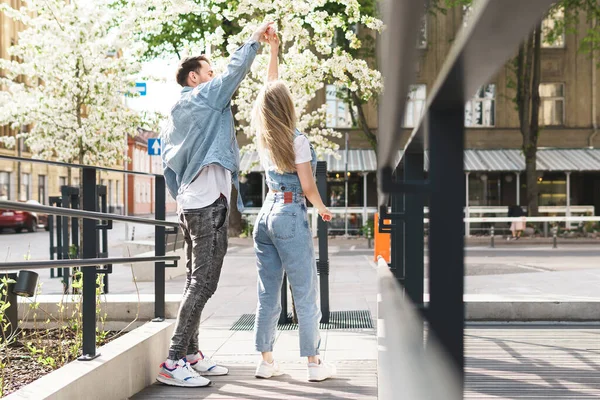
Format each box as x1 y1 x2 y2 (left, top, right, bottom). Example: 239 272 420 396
253 131 321 357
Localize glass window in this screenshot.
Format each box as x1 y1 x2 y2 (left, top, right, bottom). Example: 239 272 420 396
21 173 30 200
325 85 353 128
135 183 141 203
539 83 564 126
541 8 565 48
58 176 67 192
403 84 427 128
465 84 496 127
538 176 566 206
0 172 10 200
38 175 47 204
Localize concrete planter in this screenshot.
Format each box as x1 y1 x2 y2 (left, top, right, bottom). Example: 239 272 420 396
5 320 175 400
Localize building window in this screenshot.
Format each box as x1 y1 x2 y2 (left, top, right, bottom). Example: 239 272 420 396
135 183 141 203
403 84 426 128
325 85 353 128
58 176 67 192
108 180 114 207
21 173 30 201
116 180 121 207
417 16 427 49
541 8 565 48
465 84 496 127
539 83 564 126
38 175 47 205
0 172 10 200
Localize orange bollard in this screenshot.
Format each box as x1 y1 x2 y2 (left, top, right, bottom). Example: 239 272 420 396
374 213 391 262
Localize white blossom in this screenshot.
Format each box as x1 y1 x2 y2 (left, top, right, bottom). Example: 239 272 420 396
0 0 175 168
201 0 383 166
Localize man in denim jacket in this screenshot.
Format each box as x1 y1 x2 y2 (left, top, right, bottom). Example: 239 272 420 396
157 22 273 387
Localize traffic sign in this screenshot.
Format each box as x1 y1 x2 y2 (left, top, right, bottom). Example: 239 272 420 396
136 82 147 96
148 138 161 156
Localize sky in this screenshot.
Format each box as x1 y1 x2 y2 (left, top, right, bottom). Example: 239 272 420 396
126 58 182 115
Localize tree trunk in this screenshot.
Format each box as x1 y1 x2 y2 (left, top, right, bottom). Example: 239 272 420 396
350 91 377 152
517 26 541 217
528 23 542 216
524 148 539 218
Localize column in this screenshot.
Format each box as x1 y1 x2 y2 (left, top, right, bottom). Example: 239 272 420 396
566 171 571 229
515 172 520 205
465 172 470 237
362 172 368 227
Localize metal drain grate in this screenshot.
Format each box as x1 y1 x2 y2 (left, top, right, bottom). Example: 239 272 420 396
230 310 373 331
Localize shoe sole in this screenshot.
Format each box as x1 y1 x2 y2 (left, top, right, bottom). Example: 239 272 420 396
255 371 284 379
199 370 229 376
156 375 212 387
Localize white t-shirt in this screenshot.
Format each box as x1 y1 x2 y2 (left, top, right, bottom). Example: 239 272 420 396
176 165 232 210
260 135 312 171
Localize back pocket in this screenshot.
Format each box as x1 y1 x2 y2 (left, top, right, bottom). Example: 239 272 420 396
269 212 296 240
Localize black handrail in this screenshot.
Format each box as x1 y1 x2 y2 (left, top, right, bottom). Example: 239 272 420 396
0 154 161 177
0 255 179 271
376 0 557 398
0 200 179 228
1 158 174 361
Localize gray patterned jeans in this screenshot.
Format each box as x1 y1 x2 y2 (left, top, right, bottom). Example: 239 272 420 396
168 196 229 361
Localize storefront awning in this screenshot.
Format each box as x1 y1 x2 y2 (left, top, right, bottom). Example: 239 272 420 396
239 148 600 173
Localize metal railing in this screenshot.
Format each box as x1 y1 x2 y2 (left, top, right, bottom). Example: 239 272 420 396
377 257 461 400
376 0 556 398
0 155 180 361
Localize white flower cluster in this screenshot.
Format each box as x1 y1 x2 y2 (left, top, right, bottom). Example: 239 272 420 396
204 0 383 166
0 0 182 167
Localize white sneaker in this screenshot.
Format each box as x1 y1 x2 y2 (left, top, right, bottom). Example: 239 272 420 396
255 360 284 379
307 360 336 382
189 352 229 376
156 359 211 387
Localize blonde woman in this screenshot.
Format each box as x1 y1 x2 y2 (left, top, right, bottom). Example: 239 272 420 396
251 31 336 382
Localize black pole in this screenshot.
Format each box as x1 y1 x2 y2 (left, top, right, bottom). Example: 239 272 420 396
428 103 465 387
279 273 288 324
2 273 18 341
154 176 166 321
79 167 99 361
98 186 110 294
390 165 404 284
60 186 70 291
70 189 80 289
404 149 425 310
316 161 329 323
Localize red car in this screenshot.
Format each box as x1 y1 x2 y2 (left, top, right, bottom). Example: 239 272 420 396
0 200 48 233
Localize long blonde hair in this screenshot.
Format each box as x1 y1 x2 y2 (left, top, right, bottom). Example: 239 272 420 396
252 80 297 173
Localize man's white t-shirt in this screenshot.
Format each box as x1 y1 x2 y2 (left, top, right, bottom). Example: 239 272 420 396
260 135 312 170
176 165 231 210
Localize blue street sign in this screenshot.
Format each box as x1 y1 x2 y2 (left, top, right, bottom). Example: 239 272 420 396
148 138 161 156
136 82 147 96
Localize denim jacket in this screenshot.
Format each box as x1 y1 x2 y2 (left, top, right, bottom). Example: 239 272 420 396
161 40 260 212
264 130 317 195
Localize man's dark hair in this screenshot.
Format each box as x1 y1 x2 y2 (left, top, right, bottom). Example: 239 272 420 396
176 55 210 87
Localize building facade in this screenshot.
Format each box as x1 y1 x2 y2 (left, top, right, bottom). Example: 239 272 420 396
237 6 600 233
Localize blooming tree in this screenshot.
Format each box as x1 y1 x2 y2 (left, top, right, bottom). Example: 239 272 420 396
0 0 195 182
132 0 384 161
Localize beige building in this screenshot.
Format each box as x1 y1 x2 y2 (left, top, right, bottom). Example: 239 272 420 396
238 6 600 233
0 1 125 209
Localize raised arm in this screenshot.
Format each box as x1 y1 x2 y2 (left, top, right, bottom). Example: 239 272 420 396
266 32 280 82
196 21 273 110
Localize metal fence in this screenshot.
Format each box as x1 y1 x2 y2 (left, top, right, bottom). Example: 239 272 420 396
376 0 556 398
0 155 180 360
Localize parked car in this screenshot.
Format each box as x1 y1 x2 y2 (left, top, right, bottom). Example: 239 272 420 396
0 200 48 233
